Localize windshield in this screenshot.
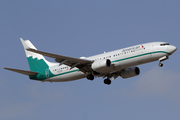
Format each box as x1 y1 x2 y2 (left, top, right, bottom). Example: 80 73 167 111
160 43 170 46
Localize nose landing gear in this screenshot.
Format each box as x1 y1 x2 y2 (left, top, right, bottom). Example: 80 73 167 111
159 62 163 67
158 56 168 67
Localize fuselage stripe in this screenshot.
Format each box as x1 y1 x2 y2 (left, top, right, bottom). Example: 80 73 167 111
112 51 170 63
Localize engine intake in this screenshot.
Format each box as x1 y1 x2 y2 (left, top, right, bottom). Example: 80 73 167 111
91 59 111 73
120 67 140 78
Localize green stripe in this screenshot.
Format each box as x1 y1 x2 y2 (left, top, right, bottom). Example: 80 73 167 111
112 51 170 63
56 69 79 76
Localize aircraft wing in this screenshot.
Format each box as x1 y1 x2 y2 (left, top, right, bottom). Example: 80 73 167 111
27 48 93 72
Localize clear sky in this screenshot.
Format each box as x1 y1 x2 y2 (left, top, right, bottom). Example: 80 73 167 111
0 0 180 120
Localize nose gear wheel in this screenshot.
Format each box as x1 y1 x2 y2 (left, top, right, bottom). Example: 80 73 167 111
159 63 163 67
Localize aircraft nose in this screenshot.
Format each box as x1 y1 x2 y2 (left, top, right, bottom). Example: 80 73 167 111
168 45 177 54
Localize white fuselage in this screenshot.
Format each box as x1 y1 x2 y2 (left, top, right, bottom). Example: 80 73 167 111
44 42 176 82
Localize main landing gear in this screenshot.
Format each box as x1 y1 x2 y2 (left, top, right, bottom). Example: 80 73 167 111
104 78 111 85
87 74 112 85
87 74 94 81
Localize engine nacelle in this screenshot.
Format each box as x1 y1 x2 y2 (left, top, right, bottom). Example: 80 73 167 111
91 59 111 73
120 67 140 79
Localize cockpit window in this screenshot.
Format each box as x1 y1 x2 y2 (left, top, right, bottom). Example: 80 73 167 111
160 43 170 46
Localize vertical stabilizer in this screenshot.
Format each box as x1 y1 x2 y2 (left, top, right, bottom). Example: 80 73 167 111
20 38 54 72
20 38 44 60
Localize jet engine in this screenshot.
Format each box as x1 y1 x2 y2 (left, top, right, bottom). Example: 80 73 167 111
91 59 111 73
120 67 140 78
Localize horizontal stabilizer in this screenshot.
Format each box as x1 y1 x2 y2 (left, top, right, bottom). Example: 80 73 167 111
3 67 38 76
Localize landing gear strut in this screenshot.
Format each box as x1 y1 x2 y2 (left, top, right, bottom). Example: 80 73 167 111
87 74 94 80
158 56 168 67
104 79 111 85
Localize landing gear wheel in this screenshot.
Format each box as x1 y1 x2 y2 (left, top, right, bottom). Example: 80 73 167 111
87 74 94 80
104 79 111 85
159 63 163 67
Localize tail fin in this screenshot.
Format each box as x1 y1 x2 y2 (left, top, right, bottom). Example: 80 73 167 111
20 38 54 72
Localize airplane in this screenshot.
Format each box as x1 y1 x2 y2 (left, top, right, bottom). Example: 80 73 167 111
3 38 177 85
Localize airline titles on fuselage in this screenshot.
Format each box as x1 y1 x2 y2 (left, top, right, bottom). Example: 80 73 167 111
96 45 145 61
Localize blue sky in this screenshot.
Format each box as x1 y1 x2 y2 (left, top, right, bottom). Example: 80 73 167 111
0 0 180 120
